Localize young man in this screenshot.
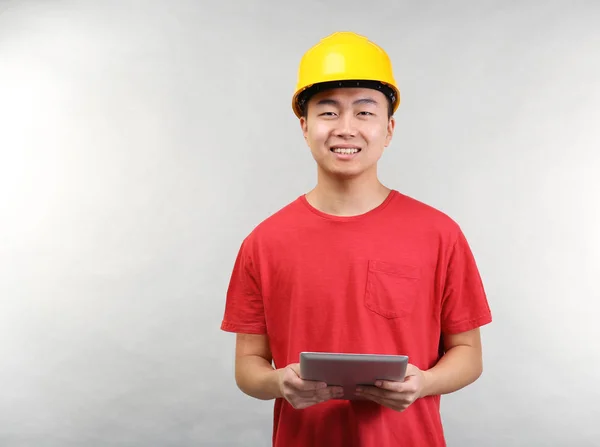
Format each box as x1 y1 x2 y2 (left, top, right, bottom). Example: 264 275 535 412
220 31 492 446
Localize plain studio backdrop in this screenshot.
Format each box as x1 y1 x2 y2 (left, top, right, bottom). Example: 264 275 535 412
1 0 599 446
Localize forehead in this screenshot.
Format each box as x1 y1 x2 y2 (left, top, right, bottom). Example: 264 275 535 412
308 87 387 107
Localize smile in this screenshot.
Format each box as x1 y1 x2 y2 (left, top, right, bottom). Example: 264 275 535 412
330 147 361 154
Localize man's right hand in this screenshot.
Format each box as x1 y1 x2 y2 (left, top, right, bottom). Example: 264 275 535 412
276 363 344 409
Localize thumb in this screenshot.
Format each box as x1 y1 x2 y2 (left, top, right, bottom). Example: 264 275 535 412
289 363 327 390
288 363 301 377
405 363 419 377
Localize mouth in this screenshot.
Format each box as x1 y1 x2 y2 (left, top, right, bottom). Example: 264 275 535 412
330 146 361 155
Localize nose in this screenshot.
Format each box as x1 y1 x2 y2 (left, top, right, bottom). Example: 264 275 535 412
334 113 357 138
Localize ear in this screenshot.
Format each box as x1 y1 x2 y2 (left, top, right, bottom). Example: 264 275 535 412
300 116 308 141
384 116 395 147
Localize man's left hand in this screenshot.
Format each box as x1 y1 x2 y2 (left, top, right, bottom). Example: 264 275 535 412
355 364 428 412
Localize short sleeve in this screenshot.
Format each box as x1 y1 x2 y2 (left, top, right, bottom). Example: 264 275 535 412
441 229 492 335
220 237 267 334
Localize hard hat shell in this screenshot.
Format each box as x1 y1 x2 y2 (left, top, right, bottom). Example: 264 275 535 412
292 31 400 118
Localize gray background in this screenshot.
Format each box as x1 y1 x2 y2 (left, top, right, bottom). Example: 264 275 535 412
1 0 599 446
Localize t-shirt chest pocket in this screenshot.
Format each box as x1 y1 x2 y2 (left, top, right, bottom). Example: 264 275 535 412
364 260 422 319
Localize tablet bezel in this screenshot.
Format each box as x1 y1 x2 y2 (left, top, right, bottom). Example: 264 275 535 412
299 352 409 400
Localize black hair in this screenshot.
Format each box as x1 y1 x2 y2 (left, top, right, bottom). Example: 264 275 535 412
297 79 396 118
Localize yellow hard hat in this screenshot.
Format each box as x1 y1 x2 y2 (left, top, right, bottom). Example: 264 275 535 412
292 31 400 118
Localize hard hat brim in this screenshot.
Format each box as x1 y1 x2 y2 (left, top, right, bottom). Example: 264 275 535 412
292 79 400 118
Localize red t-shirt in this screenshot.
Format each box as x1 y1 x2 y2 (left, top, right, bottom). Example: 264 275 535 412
221 190 492 447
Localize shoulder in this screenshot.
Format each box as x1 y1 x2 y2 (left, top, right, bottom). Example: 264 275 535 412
239 195 306 251
392 191 462 238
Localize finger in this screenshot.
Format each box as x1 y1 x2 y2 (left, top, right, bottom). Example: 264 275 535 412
319 386 345 400
357 389 410 409
285 366 327 391
389 375 420 394
374 380 404 392
292 387 342 409
294 379 328 392
364 388 417 410
375 375 419 394
357 385 402 401
298 385 343 399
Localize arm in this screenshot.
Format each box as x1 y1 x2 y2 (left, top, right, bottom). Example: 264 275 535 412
234 333 344 407
356 327 484 410
421 327 483 397
421 228 490 397
234 333 282 400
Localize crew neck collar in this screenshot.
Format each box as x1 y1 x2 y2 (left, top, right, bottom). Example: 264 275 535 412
299 189 398 222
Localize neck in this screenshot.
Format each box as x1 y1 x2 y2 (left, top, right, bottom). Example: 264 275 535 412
305 169 392 217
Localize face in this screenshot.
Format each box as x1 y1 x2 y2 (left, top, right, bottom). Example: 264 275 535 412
300 87 395 180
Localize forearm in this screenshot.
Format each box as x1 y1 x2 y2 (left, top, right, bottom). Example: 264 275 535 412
421 345 483 397
235 355 283 400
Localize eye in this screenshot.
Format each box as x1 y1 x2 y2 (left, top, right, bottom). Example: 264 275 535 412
358 111 374 116
319 111 337 117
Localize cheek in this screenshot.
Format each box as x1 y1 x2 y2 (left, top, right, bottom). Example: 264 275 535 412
366 124 390 142
307 126 329 144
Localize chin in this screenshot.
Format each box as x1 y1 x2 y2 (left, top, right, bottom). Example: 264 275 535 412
322 166 366 179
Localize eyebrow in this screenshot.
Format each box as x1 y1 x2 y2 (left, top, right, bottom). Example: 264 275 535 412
315 97 379 107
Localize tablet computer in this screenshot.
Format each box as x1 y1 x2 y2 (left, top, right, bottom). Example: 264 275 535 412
299 352 409 400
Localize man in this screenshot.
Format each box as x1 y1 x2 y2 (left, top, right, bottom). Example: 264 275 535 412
220 31 492 446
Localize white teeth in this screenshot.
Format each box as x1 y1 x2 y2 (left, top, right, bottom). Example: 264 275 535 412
332 148 360 154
